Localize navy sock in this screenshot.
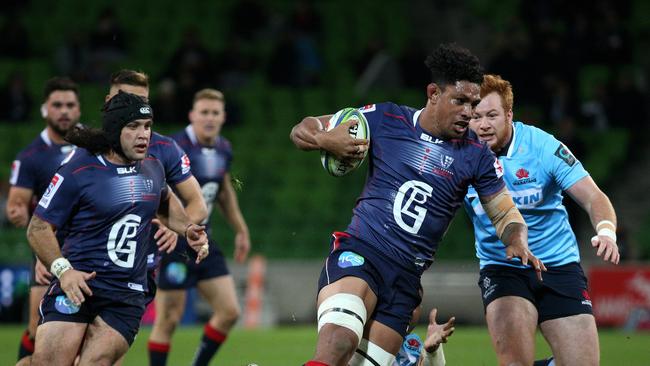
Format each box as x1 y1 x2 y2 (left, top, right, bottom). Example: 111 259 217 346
192 324 227 366
148 340 170 366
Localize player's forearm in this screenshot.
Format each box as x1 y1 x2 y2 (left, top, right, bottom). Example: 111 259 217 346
27 216 63 268
163 192 196 235
184 195 209 224
290 117 325 150
219 196 249 236
585 192 617 231
500 222 528 248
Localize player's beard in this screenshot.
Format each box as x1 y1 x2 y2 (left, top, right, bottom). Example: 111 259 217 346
47 118 72 139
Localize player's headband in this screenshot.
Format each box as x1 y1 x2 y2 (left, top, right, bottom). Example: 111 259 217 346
102 90 153 130
102 90 153 157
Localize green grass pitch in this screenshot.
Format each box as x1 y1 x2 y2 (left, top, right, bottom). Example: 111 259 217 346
0 324 648 365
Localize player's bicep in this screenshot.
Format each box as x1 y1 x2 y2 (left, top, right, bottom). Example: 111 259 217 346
175 176 202 204
565 175 602 211
7 186 33 208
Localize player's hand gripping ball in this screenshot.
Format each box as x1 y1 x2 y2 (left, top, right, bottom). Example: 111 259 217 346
320 107 370 177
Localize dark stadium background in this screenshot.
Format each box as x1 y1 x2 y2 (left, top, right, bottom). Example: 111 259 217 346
0 1 649 363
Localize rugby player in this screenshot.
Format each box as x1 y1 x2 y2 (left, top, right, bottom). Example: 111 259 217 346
148 89 250 366
26 91 209 366
6 77 79 366
291 43 545 366
465 74 619 366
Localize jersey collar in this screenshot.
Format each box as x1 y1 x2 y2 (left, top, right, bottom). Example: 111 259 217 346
40 129 52 147
499 123 517 158
185 124 198 145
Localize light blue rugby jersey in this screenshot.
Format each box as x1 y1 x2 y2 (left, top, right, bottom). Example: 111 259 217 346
464 122 589 268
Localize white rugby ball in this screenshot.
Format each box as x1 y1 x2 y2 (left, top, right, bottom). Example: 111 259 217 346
320 107 370 177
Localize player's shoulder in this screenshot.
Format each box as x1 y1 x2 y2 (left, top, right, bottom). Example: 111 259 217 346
15 132 49 160
57 148 102 175
150 131 177 146
360 102 418 128
452 129 488 151
513 121 559 153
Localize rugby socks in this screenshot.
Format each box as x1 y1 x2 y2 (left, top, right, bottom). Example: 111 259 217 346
192 323 227 366
18 329 35 360
533 357 555 366
147 340 170 366
304 361 329 366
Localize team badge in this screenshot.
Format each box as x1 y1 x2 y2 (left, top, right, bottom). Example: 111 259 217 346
440 155 454 169
337 251 364 268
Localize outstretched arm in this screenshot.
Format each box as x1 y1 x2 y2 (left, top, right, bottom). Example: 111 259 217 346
290 115 368 160
566 176 619 264
418 308 455 366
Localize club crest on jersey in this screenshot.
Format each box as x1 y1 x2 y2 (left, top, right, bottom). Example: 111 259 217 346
440 155 454 169
117 166 137 174
337 251 364 268
143 179 154 192
38 173 64 209
513 168 537 186
55 295 80 314
181 154 191 175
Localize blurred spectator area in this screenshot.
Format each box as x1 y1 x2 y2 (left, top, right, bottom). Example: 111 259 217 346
0 0 649 262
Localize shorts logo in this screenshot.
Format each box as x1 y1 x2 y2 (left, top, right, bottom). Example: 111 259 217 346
581 289 592 307
55 295 80 314
554 144 576 167
39 173 64 208
337 251 364 268
166 262 187 285
482 276 497 299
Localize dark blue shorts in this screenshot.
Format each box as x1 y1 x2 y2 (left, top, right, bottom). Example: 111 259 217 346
38 281 145 345
317 232 422 337
144 270 157 306
157 237 229 290
478 262 593 323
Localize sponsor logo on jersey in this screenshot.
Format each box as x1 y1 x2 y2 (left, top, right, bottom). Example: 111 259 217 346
513 168 537 186
38 173 64 208
510 187 543 208
554 143 576 167
117 166 137 174
55 295 80 314
166 262 187 285
494 158 504 178
337 251 364 268
181 154 191 175
9 160 20 185
419 133 443 144
358 104 376 113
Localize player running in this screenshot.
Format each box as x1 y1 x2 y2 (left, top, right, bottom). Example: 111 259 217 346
26 91 209 366
6 77 80 366
291 43 545 366
465 74 619 366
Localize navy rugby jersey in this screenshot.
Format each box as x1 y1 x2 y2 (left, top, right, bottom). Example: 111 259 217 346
33 148 167 296
10 129 75 202
145 131 193 268
171 125 232 233
345 103 505 272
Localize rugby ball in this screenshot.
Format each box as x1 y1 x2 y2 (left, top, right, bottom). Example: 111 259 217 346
320 107 370 177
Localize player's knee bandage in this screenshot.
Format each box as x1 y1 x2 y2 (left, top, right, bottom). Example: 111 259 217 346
317 293 366 344
349 339 396 366
482 190 525 238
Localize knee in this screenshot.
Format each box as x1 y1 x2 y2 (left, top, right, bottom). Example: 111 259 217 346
156 306 183 332
214 303 241 329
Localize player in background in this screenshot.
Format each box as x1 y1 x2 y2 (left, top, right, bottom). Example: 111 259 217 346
465 74 619 366
26 91 209 366
148 89 250 366
291 43 545 366
5 77 80 366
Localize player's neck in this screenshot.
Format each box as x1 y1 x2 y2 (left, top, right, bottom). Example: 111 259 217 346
105 151 135 165
46 127 67 145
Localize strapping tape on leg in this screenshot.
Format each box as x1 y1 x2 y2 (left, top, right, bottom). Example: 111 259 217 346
317 293 367 343
349 339 396 366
